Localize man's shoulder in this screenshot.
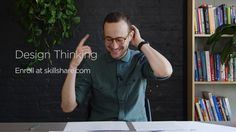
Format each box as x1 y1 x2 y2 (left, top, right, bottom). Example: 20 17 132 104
128 49 145 61
129 49 141 57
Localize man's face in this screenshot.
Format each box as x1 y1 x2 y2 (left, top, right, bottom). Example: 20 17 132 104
103 20 131 59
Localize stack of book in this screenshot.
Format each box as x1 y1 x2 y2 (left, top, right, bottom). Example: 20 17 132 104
194 4 236 34
195 91 232 121
194 51 236 82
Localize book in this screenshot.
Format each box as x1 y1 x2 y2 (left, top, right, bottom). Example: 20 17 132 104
226 6 231 24
220 63 225 81
214 53 221 81
200 51 207 81
194 108 199 121
195 101 204 121
194 52 199 81
219 4 227 24
200 5 210 34
194 9 198 34
210 53 215 81
232 6 236 23
217 6 224 26
225 64 229 81
200 8 206 34
197 51 203 81
222 97 231 121
233 58 236 81
224 97 232 120
199 98 210 121
197 8 203 34
214 7 219 28
217 96 227 121
208 5 216 34
205 100 215 121
212 95 223 121
229 56 234 81
202 91 218 121
205 51 211 81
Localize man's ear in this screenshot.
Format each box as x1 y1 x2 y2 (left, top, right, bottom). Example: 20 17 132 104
129 30 134 40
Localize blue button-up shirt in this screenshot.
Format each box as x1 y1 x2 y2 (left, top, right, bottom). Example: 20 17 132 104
75 49 168 121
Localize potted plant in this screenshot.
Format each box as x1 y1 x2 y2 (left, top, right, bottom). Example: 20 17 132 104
207 24 236 64
16 0 80 66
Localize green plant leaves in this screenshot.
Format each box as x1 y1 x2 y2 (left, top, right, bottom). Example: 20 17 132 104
221 40 232 64
35 28 42 36
207 24 236 45
73 17 80 24
207 24 236 64
16 0 80 66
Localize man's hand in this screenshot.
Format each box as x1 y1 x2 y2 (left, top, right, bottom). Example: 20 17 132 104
131 25 144 47
70 34 92 69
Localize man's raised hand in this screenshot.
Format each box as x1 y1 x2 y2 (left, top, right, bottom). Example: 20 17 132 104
131 25 144 47
70 34 92 69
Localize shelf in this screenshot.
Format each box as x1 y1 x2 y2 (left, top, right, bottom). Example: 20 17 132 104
194 81 236 85
195 34 234 37
188 0 236 122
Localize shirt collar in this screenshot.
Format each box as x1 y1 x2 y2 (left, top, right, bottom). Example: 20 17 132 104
120 49 130 62
105 49 131 63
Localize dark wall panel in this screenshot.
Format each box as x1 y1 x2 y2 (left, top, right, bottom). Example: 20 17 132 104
0 0 187 121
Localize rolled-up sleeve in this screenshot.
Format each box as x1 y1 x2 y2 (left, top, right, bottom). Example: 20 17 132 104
140 54 171 81
75 59 92 104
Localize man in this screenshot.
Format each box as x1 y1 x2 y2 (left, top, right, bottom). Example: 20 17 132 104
61 12 173 121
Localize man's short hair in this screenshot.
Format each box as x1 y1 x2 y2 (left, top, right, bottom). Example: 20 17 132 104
103 12 131 31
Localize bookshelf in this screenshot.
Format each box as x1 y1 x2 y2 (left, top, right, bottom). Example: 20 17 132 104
195 34 234 37
195 82 236 85
187 0 236 122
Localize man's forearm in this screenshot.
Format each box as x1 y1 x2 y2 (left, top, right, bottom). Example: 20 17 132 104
61 34 91 113
130 25 172 77
61 66 78 113
140 44 173 77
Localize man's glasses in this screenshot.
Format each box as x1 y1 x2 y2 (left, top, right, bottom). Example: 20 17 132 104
104 33 130 45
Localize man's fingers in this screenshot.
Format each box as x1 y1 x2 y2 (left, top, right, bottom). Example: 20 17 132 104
75 46 92 58
131 25 141 37
131 25 138 32
76 46 91 54
81 47 92 53
78 34 90 48
82 45 91 50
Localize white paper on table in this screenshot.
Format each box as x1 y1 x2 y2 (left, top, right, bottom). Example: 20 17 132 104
132 121 236 132
63 121 129 132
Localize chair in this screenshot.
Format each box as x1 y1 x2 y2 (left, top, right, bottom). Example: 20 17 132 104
145 98 152 121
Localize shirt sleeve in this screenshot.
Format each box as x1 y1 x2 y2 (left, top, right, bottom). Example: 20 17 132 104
75 59 92 105
140 53 171 81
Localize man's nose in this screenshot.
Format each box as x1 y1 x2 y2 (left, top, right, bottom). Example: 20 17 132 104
111 40 119 49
